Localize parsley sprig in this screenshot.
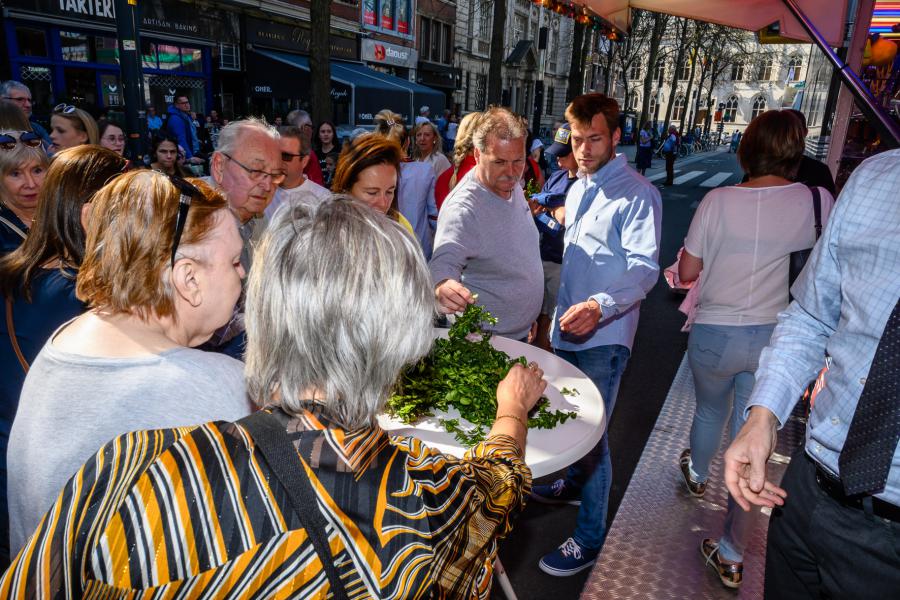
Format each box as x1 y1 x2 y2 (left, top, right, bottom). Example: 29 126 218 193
388 303 577 444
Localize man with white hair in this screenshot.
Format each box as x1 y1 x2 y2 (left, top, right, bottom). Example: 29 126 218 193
429 106 543 342
415 105 431 126
0 80 51 147
285 109 325 185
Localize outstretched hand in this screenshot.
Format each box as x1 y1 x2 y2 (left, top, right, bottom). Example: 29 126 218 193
724 407 788 511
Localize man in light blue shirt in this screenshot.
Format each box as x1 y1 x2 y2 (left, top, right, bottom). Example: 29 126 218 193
724 149 900 597
533 93 662 576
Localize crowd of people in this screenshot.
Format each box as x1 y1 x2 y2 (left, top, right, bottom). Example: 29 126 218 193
0 74 897 598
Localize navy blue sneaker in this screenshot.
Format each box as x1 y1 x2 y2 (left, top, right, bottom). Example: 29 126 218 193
530 478 581 506
539 537 599 576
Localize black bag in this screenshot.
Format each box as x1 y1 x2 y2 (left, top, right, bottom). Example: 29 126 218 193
788 186 822 301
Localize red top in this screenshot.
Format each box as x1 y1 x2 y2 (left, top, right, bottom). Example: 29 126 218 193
304 149 324 185
435 154 476 212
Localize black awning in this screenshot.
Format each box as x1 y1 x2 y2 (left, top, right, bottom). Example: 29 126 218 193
505 40 537 67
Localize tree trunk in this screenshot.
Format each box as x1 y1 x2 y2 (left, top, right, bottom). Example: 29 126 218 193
566 21 586 102
309 0 332 124
638 12 664 130
661 18 690 134
703 58 718 135
487 0 507 106
602 42 614 95
680 46 699 135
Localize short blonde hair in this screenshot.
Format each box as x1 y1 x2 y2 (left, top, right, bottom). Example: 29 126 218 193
77 171 228 318
472 106 525 153
0 133 49 206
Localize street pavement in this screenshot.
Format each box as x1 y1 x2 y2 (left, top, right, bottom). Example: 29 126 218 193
492 148 744 599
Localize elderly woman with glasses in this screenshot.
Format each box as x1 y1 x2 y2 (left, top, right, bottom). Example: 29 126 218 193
0 130 48 253
0 145 126 569
1 196 545 598
4 171 253 557
49 104 98 153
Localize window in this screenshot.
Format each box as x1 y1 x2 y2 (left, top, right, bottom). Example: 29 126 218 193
475 73 487 110
514 14 528 42
649 93 657 118
787 56 803 82
672 94 686 121
218 43 240 71
180 47 203 72
419 17 452 64
477 1 492 39
678 60 691 81
629 62 642 81
757 56 773 81
15 27 48 57
60 31 90 62
94 36 118 65
724 95 738 122
157 44 181 70
751 96 766 120
731 61 746 81
364 0 412 36
654 60 665 84
628 93 640 111
546 85 555 114
141 40 157 69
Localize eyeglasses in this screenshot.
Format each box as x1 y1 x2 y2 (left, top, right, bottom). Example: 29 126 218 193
2 96 32 105
53 103 77 114
221 152 286 185
0 131 43 150
102 135 126 143
168 175 201 267
281 151 306 162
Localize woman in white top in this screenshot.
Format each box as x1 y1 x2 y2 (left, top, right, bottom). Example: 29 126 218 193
375 110 437 258
676 110 834 589
6 172 252 553
413 120 451 177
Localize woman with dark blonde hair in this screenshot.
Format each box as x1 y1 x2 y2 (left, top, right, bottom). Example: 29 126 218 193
332 132 414 233
413 120 451 177
676 109 836 589
0 145 126 568
5 171 252 555
373 109 437 257
0 130 48 253
49 104 98 152
435 111 482 211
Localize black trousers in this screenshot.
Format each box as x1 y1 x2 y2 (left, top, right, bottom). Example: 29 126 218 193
764 448 900 599
664 151 675 184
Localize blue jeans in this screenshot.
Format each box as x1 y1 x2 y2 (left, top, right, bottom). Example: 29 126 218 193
687 323 775 562
556 344 630 551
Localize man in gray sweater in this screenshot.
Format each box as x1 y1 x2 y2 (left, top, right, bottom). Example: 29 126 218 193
429 107 543 341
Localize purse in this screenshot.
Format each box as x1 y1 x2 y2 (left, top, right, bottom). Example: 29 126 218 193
788 186 822 301
6 298 29 373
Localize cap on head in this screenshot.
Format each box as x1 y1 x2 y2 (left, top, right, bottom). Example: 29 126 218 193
545 123 572 157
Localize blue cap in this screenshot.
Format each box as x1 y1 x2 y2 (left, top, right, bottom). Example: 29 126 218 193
546 124 572 157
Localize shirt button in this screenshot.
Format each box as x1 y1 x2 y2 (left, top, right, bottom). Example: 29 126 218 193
831 417 840 426
814 443 822 453
859 377 867 385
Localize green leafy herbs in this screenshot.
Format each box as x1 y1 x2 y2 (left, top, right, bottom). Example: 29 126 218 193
559 387 580 397
388 303 577 445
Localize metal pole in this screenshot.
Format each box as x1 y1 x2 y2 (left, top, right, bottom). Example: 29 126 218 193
781 0 899 147
115 0 147 160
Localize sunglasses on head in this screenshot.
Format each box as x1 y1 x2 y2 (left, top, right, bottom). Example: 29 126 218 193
53 103 77 114
0 131 43 151
168 175 201 267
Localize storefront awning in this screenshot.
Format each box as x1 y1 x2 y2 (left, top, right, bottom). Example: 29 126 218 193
249 49 444 126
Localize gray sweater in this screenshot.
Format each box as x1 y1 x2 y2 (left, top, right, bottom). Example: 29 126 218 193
7 343 251 554
430 170 543 340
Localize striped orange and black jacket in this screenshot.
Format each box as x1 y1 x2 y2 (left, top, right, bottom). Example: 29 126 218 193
0 406 530 599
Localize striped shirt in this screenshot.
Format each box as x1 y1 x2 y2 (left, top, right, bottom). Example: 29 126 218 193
0 406 530 598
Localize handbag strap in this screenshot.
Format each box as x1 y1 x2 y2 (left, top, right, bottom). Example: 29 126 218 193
0 214 27 241
5 298 29 373
238 411 349 600
809 186 822 239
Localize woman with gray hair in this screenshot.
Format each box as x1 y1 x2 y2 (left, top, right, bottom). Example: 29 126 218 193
1 195 546 599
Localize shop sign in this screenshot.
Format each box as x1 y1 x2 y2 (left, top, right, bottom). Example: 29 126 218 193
246 17 358 61
361 38 416 68
6 0 239 44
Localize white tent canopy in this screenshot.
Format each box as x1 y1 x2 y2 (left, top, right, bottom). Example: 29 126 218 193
579 0 848 46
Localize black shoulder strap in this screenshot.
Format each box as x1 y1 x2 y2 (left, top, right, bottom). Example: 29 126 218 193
809 186 822 239
239 411 349 600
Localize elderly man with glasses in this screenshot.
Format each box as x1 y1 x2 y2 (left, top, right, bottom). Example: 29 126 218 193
0 80 51 148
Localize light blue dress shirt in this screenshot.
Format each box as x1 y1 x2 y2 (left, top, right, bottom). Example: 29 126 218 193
552 153 662 352
747 149 900 506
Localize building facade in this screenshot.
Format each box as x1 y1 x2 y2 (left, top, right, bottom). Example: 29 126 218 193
453 0 575 133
